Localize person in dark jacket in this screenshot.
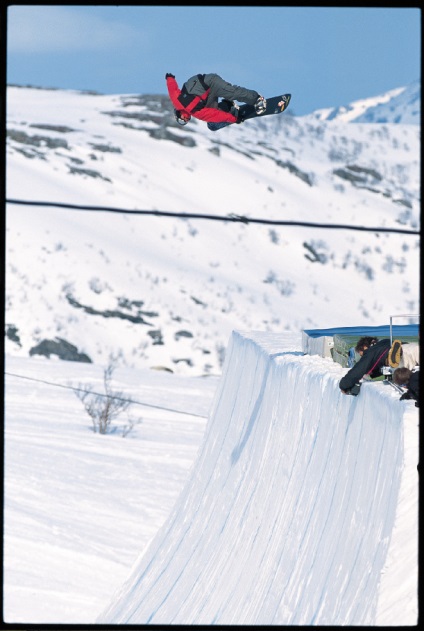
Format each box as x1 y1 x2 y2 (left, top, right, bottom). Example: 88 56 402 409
166 72 266 125
339 337 391 395
393 367 420 407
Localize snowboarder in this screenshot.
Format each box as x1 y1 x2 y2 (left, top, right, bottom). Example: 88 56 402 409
339 337 391 395
165 72 266 126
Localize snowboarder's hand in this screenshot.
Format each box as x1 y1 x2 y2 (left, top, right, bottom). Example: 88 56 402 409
166 73 175 79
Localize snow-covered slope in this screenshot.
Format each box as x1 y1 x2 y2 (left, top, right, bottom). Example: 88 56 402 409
5 332 418 624
308 80 420 124
5 84 420 375
98 330 418 625
4 354 216 623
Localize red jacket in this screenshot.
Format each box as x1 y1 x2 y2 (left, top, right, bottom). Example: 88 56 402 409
166 76 237 123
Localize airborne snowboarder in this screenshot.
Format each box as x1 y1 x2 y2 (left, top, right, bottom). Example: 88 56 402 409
165 72 266 126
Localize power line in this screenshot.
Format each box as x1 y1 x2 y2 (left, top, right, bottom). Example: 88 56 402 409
6 198 420 235
4 371 207 419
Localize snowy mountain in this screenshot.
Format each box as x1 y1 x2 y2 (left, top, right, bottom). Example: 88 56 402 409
5 83 420 375
308 80 420 124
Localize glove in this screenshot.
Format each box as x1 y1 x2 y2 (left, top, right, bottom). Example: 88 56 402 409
233 108 244 124
165 73 175 79
342 383 361 396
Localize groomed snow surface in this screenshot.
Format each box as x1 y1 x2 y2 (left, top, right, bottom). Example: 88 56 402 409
4 331 418 625
97 331 418 626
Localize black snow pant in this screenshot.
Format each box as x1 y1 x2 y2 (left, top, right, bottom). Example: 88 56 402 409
202 73 260 108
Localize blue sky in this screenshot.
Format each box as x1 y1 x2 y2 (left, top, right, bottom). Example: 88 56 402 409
5 5 421 116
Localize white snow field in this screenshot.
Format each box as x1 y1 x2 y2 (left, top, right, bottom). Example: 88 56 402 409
98 330 418 626
3 354 216 624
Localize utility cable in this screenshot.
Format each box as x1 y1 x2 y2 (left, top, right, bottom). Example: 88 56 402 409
4 371 208 419
6 198 420 235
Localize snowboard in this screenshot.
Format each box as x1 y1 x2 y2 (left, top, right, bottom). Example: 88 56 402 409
207 93 291 131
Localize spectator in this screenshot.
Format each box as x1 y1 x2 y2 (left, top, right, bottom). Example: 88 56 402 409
393 367 419 407
388 339 419 370
339 337 390 395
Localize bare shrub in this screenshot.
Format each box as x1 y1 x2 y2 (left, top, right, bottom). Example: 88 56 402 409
75 359 135 435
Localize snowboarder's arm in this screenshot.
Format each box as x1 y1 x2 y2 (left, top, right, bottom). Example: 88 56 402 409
339 355 372 392
166 75 182 109
193 107 238 123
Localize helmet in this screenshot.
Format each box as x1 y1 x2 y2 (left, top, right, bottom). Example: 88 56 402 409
174 109 191 126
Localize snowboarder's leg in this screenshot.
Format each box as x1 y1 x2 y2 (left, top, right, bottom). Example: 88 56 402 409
204 73 260 105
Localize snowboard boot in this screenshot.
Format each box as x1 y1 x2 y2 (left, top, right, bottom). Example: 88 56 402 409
234 107 245 124
254 96 267 114
219 99 236 113
219 99 244 123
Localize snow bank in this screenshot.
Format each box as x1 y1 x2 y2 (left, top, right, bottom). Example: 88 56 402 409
98 330 418 625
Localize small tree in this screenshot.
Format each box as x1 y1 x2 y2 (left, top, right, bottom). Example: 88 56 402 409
75 358 133 435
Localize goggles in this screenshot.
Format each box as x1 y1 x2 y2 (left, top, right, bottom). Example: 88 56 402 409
174 109 191 126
